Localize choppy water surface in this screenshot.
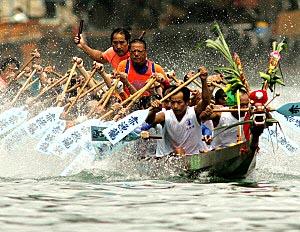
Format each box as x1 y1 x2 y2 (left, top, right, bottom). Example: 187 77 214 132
0 172 300 232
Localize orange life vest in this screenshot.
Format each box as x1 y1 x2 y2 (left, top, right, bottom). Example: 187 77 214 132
125 59 155 91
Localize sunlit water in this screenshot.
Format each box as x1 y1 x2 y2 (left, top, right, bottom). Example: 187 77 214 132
0 31 300 231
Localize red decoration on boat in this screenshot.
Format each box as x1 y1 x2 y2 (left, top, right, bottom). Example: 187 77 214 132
249 90 268 105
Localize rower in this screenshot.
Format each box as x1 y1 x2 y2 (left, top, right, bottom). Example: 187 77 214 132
116 38 170 96
208 90 250 148
145 67 211 156
0 57 20 91
74 28 131 70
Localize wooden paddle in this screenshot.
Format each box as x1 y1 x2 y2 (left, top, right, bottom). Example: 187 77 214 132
78 80 105 98
97 81 149 121
11 68 37 105
213 102 300 117
209 81 224 89
8 49 40 85
124 76 157 110
87 82 114 117
99 79 120 111
57 62 77 107
99 76 157 121
28 72 68 104
65 68 97 114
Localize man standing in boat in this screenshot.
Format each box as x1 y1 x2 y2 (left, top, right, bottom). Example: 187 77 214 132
74 28 131 70
116 38 170 96
145 67 211 156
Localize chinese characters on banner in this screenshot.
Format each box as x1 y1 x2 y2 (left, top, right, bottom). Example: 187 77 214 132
103 109 149 144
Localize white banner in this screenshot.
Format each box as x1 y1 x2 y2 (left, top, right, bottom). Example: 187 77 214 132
1 107 64 151
103 109 149 144
49 119 112 158
0 107 28 136
36 120 67 155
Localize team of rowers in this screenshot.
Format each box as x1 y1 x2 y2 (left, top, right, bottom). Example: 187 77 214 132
0 27 250 157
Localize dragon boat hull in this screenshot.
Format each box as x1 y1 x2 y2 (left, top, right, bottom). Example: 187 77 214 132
183 141 257 179
93 139 257 179
134 140 258 179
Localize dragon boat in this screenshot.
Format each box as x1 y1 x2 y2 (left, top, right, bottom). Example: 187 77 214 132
90 92 270 179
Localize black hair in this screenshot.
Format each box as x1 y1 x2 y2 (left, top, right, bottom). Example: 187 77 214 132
110 28 131 43
168 86 190 103
129 38 147 50
183 74 188 82
163 85 175 97
214 88 226 100
0 57 20 72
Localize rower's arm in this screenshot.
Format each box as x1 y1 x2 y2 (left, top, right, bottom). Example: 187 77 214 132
99 70 113 88
146 111 165 125
195 67 211 121
146 100 165 125
201 106 221 127
75 34 108 64
116 72 137 94
155 64 170 89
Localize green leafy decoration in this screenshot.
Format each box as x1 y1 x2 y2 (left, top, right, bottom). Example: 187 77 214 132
260 40 287 91
205 23 247 105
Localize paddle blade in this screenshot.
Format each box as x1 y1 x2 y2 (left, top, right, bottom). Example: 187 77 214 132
103 109 149 145
276 102 300 117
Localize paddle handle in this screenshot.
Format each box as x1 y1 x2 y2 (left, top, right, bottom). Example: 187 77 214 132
11 69 37 105
57 62 77 107
160 71 201 103
126 77 156 110
209 81 224 89
75 20 84 44
65 68 97 114
101 79 120 109
88 83 115 118
80 80 104 97
193 79 202 88
30 73 67 103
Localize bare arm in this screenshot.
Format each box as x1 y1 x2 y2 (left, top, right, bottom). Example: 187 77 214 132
74 34 108 63
145 100 165 125
195 67 211 122
116 72 137 94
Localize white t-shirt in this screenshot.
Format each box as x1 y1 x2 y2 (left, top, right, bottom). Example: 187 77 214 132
157 106 205 156
212 112 244 148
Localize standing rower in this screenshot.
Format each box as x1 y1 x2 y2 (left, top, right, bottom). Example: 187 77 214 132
74 28 131 70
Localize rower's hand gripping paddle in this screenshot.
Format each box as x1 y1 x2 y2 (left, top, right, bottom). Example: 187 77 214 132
75 20 84 44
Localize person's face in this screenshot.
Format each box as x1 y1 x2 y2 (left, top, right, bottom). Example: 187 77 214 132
129 42 147 65
233 93 249 118
216 93 227 106
170 92 188 117
112 33 128 56
162 99 171 110
2 63 18 80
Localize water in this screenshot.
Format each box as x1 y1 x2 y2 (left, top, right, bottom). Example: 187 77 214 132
0 172 299 231
1 29 300 231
